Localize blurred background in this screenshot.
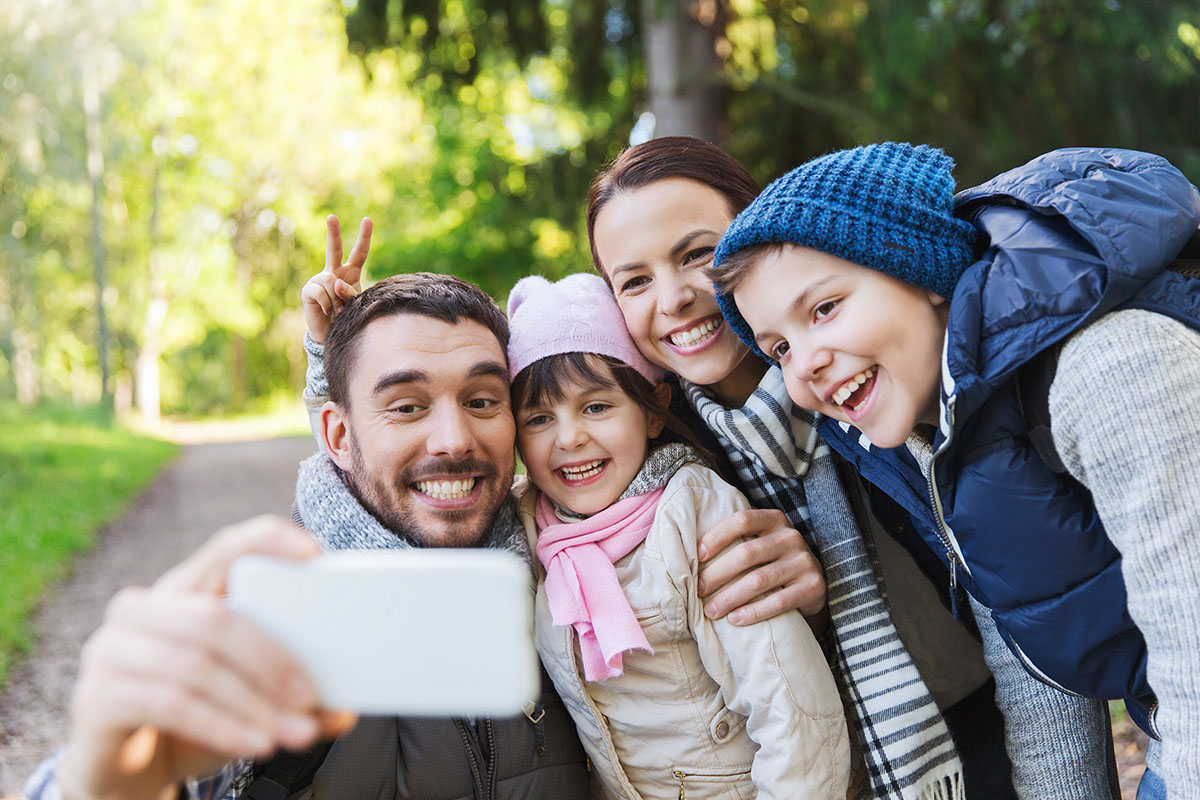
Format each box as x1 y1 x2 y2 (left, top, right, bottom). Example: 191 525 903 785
1 2 1197 792
2 0 1198 422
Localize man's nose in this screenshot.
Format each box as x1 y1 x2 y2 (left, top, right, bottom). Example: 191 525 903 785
426 405 478 458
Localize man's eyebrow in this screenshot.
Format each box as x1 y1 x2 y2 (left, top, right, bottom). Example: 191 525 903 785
468 360 509 381
372 369 427 396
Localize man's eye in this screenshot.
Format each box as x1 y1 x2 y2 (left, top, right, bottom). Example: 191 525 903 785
814 299 839 319
467 397 496 410
390 404 421 415
770 341 791 360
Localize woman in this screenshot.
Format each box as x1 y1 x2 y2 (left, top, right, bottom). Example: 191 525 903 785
583 136 1117 800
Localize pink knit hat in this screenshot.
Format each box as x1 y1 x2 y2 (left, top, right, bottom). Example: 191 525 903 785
506 273 664 385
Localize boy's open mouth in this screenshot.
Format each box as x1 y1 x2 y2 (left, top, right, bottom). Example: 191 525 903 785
832 367 876 412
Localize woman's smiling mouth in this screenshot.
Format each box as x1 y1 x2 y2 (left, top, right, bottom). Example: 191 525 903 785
664 316 723 353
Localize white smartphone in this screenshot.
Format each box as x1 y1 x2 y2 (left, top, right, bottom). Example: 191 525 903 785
227 549 539 717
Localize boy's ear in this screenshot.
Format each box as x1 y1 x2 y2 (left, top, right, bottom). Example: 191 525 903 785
321 401 354 473
926 290 948 307
647 382 672 438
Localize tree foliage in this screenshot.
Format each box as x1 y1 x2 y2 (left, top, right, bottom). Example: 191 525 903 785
1 0 1196 417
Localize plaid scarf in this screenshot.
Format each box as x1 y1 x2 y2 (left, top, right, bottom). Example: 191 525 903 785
683 368 964 800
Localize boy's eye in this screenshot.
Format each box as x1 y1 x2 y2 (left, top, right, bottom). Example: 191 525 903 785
814 299 839 319
770 341 790 361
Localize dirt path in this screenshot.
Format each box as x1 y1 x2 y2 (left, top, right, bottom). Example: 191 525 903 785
0 435 317 796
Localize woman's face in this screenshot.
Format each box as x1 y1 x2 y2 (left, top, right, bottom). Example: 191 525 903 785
593 178 761 404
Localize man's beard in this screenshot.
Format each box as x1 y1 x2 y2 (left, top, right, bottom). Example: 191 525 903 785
346 432 512 548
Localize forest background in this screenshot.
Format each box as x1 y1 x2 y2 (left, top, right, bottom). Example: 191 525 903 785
2 0 1198 421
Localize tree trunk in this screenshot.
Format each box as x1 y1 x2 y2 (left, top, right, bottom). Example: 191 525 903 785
137 145 166 425
230 209 253 410
82 64 112 417
641 0 725 141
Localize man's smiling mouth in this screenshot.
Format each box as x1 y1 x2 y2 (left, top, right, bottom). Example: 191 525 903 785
414 478 477 500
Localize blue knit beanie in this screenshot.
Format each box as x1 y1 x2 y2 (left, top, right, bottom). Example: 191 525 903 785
714 142 978 360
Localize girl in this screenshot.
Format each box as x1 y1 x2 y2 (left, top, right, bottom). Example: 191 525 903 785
506 272 853 800
710 142 1200 799
584 137 1117 800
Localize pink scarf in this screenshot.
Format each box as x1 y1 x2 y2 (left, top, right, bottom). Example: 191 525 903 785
535 488 664 681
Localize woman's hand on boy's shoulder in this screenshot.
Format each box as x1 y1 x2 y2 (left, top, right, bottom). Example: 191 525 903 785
302 215 371 344
696 508 828 629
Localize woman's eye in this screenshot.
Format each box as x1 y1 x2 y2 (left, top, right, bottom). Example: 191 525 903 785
814 299 839 319
682 246 714 266
619 275 649 293
770 341 791 361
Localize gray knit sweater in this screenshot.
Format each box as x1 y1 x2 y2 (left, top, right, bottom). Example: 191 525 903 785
1050 309 1200 797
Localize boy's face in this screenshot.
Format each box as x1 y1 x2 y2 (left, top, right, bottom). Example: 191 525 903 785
733 245 949 449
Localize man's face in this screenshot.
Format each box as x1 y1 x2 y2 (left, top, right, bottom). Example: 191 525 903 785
734 244 949 449
326 313 516 547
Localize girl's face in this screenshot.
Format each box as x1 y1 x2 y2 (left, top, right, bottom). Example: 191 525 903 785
593 178 763 406
516 378 665 516
733 245 949 449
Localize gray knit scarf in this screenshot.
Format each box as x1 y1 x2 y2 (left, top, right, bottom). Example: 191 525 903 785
295 453 531 564
684 368 963 800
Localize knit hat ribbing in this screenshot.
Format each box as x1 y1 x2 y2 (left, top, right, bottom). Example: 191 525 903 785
714 142 978 360
506 273 664 385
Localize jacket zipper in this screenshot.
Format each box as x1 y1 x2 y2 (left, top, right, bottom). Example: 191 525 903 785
924 395 972 616
673 769 686 800
454 718 490 799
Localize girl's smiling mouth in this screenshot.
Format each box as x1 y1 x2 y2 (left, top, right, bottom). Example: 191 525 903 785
557 459 609 486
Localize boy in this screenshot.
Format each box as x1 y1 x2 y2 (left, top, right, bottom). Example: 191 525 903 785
709 143 1200 798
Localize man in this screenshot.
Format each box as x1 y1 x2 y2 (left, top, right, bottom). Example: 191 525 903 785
31 266 821 800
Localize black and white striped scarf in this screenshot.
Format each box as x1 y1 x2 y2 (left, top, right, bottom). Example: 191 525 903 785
684 367 964 800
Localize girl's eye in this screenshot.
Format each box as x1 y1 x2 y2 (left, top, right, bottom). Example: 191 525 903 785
814 299 839 320
584 402 611 414
770 341 791 361
619 275 649 293
682 246 714 266
524 414 551 427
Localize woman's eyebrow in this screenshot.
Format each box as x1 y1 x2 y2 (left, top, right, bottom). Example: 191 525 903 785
670 229 718 259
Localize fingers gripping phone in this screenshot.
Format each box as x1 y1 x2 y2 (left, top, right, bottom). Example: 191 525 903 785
228 550 539 716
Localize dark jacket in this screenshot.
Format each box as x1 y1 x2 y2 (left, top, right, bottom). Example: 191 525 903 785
304 667 590 800
818 148 1200 735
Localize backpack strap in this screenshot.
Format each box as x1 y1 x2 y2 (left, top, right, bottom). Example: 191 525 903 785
244 741 336 800
1015 343 1068 476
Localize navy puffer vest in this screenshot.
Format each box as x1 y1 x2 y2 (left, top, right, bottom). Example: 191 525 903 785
819 148 1200 736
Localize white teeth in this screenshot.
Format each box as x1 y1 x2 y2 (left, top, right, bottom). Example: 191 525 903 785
832 367 876 407
416 478 476 500
669 319 718 347
559 459 605 480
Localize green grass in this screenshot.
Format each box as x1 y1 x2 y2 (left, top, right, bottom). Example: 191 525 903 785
0 405 179 686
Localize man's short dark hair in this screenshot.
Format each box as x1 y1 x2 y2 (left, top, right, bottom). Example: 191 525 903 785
325 272 510 408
